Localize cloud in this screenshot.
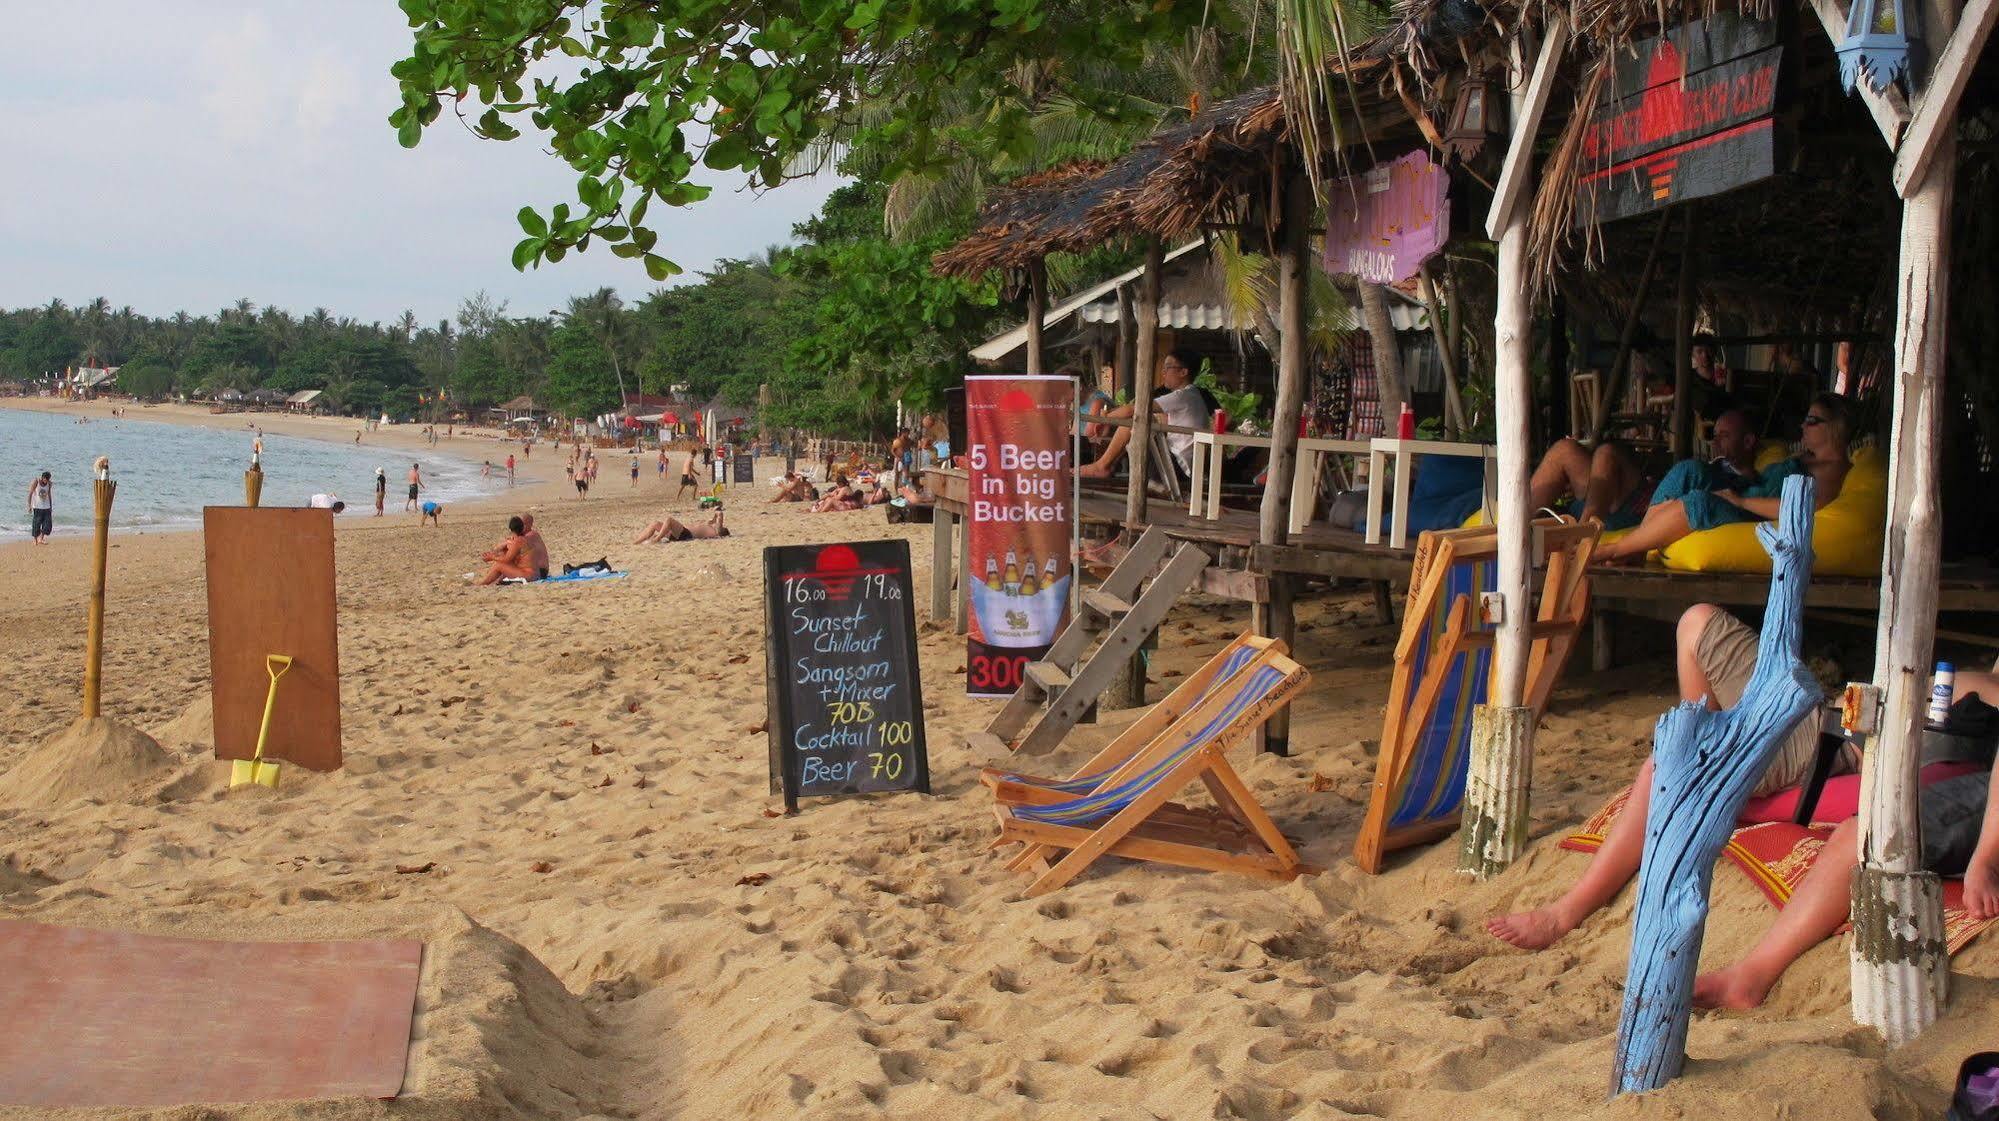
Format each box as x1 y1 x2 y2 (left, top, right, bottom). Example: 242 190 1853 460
0 1 842 325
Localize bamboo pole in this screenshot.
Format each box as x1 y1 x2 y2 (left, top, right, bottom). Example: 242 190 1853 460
82 458 116 720
1256 171 1312 757
1593 209 1673 441
1026 259 1048 377
245 466 263 507
1418 262 1468 436
1853 13 1956 1035
1124 240 1164 534
1670 203 1699 459
1461 34 1540 879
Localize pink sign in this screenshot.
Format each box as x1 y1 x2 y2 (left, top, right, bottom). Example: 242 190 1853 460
1321 150 1449 285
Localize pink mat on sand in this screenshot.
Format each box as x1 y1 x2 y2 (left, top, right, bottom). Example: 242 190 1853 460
0 920 422 1108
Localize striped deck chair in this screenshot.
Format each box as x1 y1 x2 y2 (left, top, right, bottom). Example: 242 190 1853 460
1352 519 1598 874
990 644 1312 896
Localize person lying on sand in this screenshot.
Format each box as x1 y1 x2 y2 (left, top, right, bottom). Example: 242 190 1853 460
475 516 538 584
1487 604 1999 975
633 510 729 543
1692 759 1999 1010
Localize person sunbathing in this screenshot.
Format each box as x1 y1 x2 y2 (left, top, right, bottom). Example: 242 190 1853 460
1694 760 1998 1009
519 512 550 579
1594 393 1854 564
1485 602 1838 950
634 510 729 543
811 475 860 513
475 516 539 584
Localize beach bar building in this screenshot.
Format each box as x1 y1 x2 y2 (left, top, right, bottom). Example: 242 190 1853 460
927 0 1999 1050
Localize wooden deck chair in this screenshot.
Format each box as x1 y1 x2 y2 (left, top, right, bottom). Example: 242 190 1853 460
989 645 1311 896
1351 519 1599 873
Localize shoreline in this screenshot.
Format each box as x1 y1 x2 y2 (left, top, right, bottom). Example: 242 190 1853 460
0 397 576 555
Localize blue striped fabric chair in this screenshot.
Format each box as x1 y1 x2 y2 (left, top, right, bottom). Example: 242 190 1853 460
1352 520 1597 873
989 641 1311 896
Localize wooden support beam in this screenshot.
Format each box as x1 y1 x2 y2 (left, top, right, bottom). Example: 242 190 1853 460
1594 209 1673 441
1893 0 1999 196
1025 259 1048 377
1671 204 1699 459
1124 240 1164 534
1256 172 1312 756
1115 286 1136 399
1611 479 1824 1093
1853 28 1956 1036
1418 262 1468 436
1485 17 1569 241
1808 0 1915 147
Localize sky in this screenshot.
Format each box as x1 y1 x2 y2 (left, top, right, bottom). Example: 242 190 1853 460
0 3 842 326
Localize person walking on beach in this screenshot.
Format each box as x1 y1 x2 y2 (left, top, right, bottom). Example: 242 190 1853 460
675 449 700 500
629 453 640 488
506 453 516 486
405 463 423 512
374 468 387 516
27 471 53 545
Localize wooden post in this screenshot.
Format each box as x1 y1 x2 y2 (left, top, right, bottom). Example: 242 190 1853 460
955 509 971 636
244 466 263 508
1853 2 1957 1035
1611 478 1824 1094
1593 209 1672 441
1026 259 1048 377
82 459 116 720
1460 31 1543 879
930 510 955 623
1670 203 1698 460
1256 171 1312 756
1358 282 1407 422
1418 262 1468 436
1116 286 1137 399
1124 240 1164 534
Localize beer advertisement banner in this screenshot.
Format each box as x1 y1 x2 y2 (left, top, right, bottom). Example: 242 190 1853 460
965 376 1075 697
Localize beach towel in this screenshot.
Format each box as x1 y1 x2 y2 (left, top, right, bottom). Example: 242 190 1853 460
1560 788 1997 954
534 568 626 584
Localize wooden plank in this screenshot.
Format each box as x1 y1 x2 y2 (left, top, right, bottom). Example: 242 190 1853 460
1893 0 1998 196
1024 662 1072 692
1198 567 1268 603
1486 18 1569 240
1807 0 1915 148
203 507 342 771
1082 589 1132 618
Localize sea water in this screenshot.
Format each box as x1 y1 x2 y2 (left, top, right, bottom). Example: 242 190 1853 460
0 407 518 540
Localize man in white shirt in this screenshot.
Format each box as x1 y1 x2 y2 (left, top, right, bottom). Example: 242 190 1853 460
1079 348 1213 480
308 493 346 513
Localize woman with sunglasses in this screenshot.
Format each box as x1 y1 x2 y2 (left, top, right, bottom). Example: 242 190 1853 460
1593 391 1855 564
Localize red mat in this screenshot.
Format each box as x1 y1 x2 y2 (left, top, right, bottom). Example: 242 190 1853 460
1561 788 1998 954
0 921 421 1108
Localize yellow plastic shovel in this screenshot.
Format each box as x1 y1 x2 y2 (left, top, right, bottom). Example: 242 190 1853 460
230 654 292 789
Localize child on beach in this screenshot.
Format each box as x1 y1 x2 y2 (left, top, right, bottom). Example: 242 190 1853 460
630 454 640 488
421 501 443 526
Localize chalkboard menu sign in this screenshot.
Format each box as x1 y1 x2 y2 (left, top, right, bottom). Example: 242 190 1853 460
733 452 755 484
763 539 930 811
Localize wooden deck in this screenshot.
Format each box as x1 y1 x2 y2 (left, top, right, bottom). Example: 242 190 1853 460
922 467 1999 616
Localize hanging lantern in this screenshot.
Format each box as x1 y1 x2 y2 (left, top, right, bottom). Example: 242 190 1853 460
1838 0 1918 93
1443 73 1506 162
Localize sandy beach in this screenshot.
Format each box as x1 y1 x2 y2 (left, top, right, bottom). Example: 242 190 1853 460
1 401 1993 1120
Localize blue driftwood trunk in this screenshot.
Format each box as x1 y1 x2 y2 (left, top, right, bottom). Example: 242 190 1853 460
1611 477 1825 1095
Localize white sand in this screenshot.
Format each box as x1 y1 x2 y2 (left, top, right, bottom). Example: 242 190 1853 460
0 396 1992 1119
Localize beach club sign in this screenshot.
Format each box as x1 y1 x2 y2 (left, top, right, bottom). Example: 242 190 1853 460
965 375 1076 698
1321 150 1448 286
1574 13 1783 225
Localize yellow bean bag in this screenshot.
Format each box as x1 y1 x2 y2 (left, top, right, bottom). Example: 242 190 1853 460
1658 444 1887 576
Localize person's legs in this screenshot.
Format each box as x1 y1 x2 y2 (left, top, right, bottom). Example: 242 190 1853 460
1597 499 1694 563
1487 605 1729 949
1693 818 1861 1009
1080 404 1138 478
1530 438 1593 511
1581 441 1642 522
633 521 666 544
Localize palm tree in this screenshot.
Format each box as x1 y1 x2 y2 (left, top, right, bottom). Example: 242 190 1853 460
395 309 418 342
564 287 636 411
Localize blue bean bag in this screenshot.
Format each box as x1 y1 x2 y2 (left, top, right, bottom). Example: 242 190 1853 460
1352 455 1486 537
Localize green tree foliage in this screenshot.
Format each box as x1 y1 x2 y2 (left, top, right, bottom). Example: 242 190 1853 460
389 1 1202 277
0 306 82 379
542 322 622 420
635 253 791 406
115 352 176 400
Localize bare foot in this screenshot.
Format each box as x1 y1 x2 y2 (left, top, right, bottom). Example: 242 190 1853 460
1691 964 1772 1010
1964 857 1999 921
1483 906 1578 950
1078 461 1115 479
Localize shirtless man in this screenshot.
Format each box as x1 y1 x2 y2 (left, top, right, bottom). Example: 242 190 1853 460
769 472 814 503
675 450 701 500
405 463 423 512
475 516 538 584
518 512 551 579
633 510 729 544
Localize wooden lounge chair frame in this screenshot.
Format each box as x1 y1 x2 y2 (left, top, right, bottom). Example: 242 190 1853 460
989 642 1311 896
1352 519 1599 873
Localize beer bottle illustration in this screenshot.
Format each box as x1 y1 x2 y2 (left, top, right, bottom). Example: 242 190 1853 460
1019 552 1040 596
984 554 1002 590
1003 547 1020 592
1042 555 1060 590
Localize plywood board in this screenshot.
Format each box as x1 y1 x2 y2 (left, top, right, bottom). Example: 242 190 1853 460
0 920 420 1107
204 506 342 770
